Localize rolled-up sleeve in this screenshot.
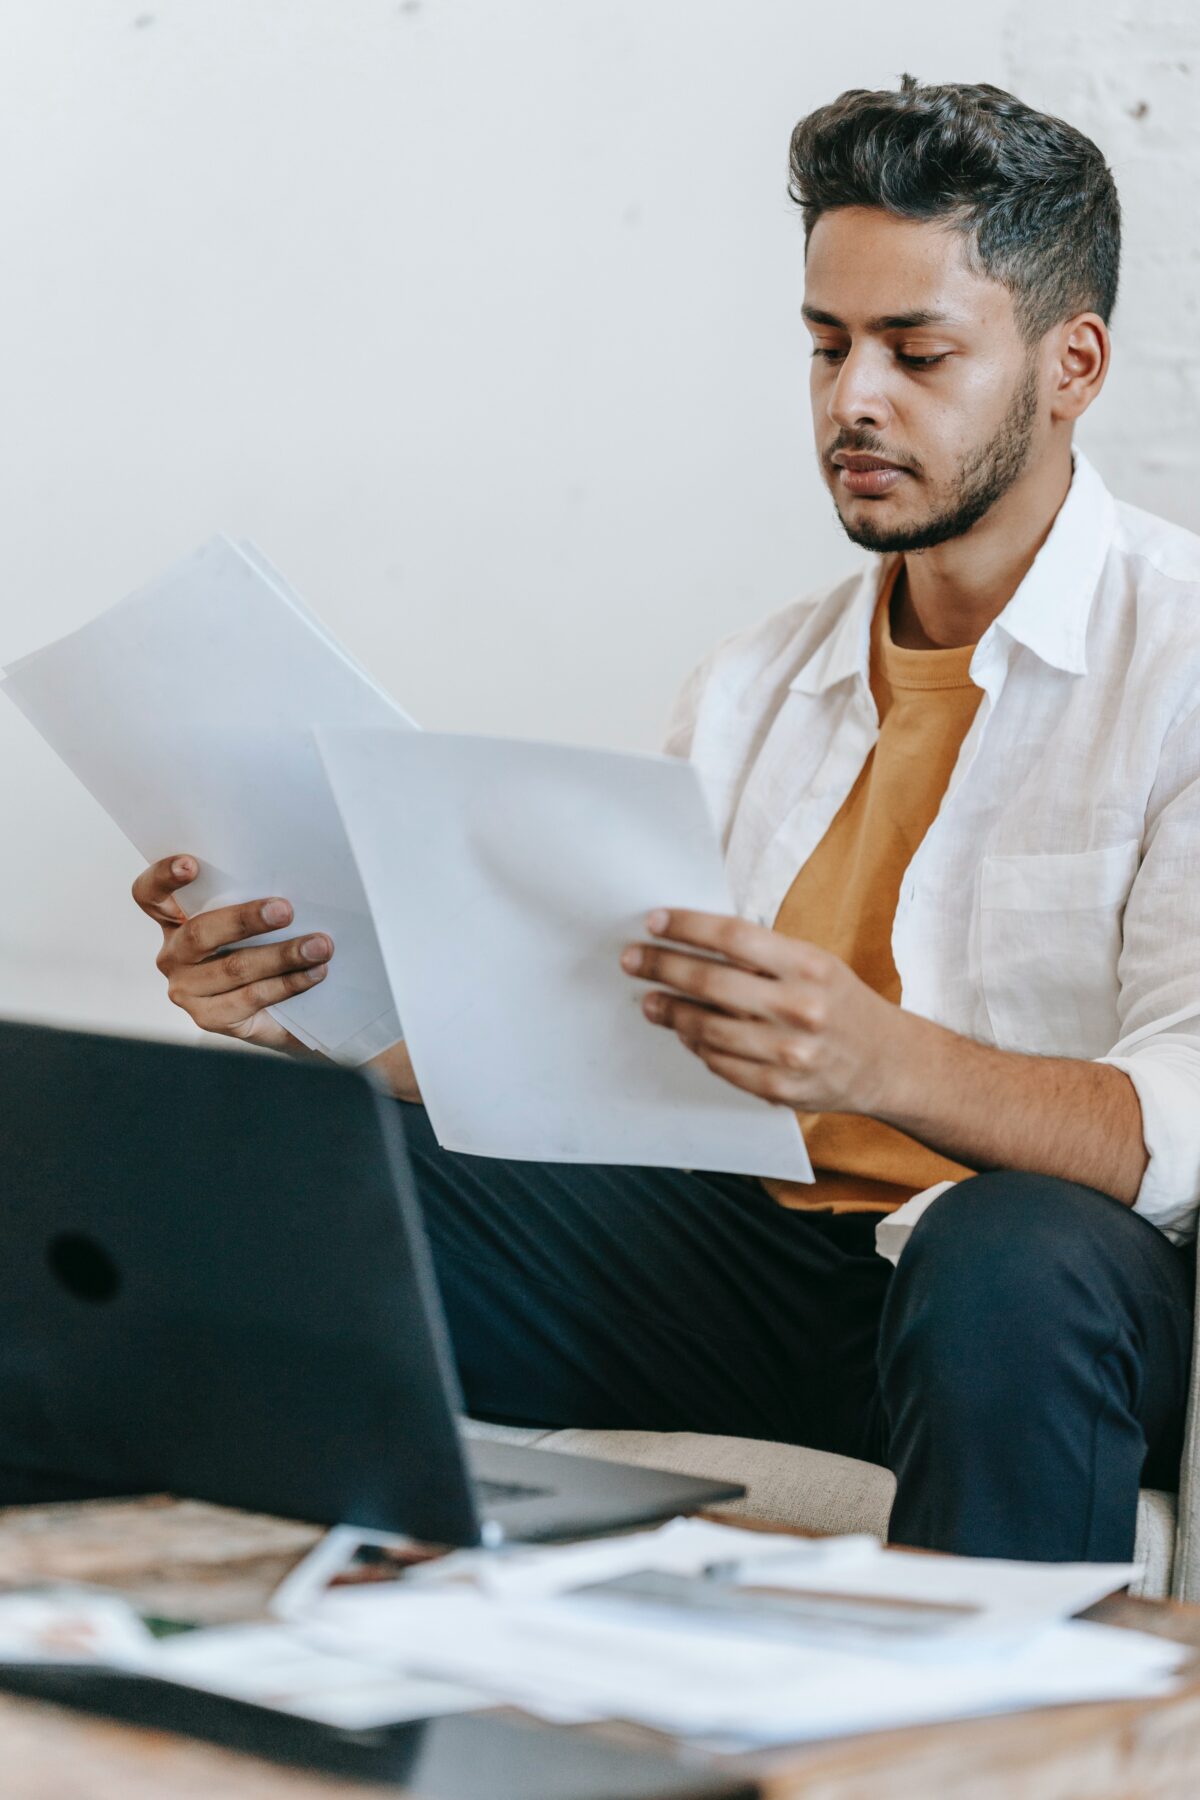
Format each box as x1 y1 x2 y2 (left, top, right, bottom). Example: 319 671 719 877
1097 702 1200 1242
661 654 711 760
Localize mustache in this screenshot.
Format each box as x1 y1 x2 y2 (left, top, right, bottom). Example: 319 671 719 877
823 430 923 477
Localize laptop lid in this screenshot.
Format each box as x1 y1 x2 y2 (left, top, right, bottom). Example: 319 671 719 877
0 1020 483 1544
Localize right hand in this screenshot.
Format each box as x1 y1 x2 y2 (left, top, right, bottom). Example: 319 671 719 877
132 855 333 1052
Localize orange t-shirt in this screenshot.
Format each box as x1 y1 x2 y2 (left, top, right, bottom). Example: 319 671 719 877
765 575 983 1213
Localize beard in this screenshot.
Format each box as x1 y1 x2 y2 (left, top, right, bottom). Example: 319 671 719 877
828 359 1041 554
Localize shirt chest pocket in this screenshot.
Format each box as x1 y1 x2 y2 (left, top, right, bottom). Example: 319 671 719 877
978 839 1140 1057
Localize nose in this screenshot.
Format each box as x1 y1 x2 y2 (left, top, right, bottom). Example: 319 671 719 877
826 345 892 433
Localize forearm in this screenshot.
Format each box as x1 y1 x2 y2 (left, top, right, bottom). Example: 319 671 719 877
623 910 1154 1207
876 1012 1149 1206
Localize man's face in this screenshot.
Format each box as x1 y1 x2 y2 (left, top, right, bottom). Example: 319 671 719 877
804 207 1045 552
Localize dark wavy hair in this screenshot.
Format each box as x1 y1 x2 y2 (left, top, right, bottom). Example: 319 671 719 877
788 75 1121 339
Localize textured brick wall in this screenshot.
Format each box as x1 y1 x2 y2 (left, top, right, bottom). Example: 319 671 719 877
1004 0 1200 530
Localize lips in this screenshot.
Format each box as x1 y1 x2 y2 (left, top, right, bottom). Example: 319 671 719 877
832 453 908 498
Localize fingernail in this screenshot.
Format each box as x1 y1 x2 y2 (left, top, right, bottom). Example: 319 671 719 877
644 993 666 1020
171 857 195 879
262 899 291 926
647 910 669 934
620 947 642 973
301 936 330 962
308 963 328 983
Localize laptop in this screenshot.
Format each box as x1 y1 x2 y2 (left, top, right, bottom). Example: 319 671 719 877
0 1020 743 1545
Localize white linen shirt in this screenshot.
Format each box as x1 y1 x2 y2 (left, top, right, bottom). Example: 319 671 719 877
666 452 1200 1244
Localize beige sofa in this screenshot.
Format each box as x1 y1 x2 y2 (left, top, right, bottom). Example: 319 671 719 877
466 1418 1190 1601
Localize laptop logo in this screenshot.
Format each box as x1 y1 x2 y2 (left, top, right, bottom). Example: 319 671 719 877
47 1233 122 1304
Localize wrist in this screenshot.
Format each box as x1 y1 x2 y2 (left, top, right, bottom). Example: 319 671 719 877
860 1002 937 1123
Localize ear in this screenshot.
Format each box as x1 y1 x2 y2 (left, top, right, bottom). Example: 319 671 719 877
1047 313 1110 424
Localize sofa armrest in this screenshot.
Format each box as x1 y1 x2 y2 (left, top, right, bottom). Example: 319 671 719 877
1170 1234 1200 1599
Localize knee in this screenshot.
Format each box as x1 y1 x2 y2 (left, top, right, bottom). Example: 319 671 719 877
898 1172 1113 1295
881 1173 1117 1377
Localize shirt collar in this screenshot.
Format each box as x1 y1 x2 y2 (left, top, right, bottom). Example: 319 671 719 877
982 449 1114 677
789 450 1116 696
787 561 880 695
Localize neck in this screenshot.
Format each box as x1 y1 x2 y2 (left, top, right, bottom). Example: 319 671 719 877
890 442 1075 651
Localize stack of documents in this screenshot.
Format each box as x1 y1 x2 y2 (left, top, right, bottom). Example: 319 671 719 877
3 540 811 1178
0 1589 488 1731
146 1625 491 1730
1 1521 1181 1749
276 1518 1189 1748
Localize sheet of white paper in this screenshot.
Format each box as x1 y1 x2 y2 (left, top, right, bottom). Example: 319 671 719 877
302 1587 1187 1746
270 1526 445 1621
3 537 413 1062
738 1542 1140 1632
0 1590 156 1665
295 1517 1129 1634
397 1519 877 1605
235 542 401 706
153 1624 490 1729
318 730 812 1176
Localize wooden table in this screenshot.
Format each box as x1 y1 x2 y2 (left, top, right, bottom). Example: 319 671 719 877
1 1495 1199 1799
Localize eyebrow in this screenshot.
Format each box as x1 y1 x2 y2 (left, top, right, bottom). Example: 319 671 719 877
802 305 960 332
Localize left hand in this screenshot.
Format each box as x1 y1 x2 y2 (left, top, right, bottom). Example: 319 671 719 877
620 909 903 1114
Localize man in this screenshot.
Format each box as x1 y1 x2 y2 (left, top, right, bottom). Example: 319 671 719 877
133 78 1200 1562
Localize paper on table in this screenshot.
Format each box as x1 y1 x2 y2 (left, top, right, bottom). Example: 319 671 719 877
395 1520 877 1605
270 1526 447 1621
733 1539 1140 1632
153 1623 491 1730
300 1517 1132 1634
302 1586 1188 1746
0 1590 157 1665
2 537 413 1063
0 1591 489 1730
317 730 812 1177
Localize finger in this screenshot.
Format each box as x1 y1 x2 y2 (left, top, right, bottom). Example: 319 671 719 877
644 994 807 1070
644 909 825 980
169 934 334 1000
132 855 200 928
172 896 296 963
694 1046 800 1106
186 965 329 1030
622 943 779 1019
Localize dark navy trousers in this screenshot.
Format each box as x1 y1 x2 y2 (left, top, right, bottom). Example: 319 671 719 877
401 1104 1195 1561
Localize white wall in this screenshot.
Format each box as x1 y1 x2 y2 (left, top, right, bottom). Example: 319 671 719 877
0 0 1182 1042
1006 0 1200 527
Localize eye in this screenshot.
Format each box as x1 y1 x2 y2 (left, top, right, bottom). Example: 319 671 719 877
810 346 847 363
898 352 949 370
